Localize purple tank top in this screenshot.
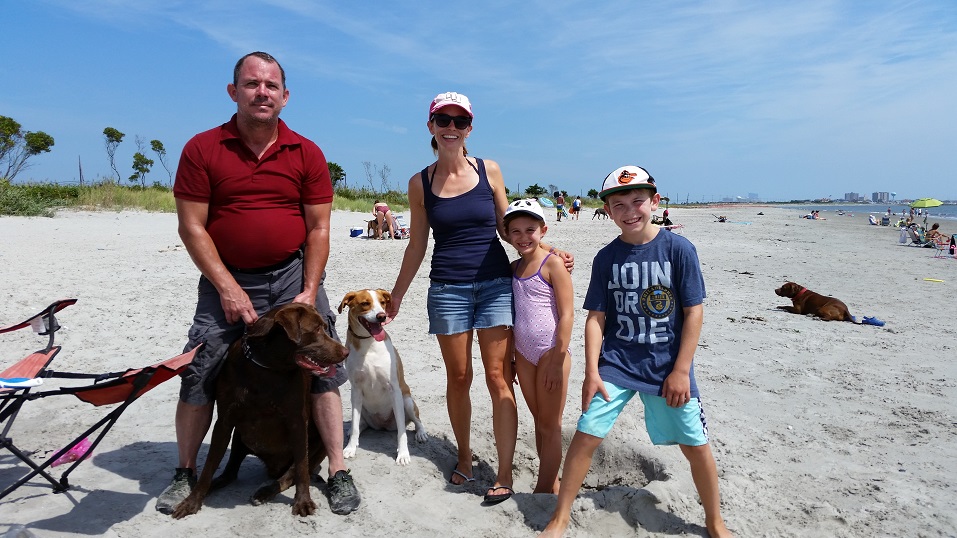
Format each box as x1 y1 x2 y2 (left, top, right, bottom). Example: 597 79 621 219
421 158 510 283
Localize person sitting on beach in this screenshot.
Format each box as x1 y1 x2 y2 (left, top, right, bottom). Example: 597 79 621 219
539 165 732 538
373 199 396 240
662 209 673 226
925 223 949 242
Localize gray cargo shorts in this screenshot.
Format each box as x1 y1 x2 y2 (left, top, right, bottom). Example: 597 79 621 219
178 259 346 406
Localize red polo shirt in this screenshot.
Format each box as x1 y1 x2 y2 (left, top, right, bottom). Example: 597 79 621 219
173 115 333 269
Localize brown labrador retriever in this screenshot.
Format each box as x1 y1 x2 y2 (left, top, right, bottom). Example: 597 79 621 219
172 303 348 518
774 282 855 322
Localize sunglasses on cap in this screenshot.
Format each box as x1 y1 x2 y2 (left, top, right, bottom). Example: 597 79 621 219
430 113 472 129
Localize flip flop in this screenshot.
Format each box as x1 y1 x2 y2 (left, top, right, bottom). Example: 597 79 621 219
449 465 475 485
483 485 514 504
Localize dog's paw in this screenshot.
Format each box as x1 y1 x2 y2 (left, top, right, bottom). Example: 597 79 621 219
251 481 281 505
395 451 411 466
414 429 429 442
343 444 358 459
291 497 317 517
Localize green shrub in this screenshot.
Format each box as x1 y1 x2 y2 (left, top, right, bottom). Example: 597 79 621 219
0 180 411 216
334 186 408 213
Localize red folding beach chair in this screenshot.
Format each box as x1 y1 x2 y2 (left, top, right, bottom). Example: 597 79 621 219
1 299 199 499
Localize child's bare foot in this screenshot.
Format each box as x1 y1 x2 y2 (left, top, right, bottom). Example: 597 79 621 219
538 518 568 538
707 517 733 538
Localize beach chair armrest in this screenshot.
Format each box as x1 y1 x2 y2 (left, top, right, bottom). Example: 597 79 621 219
0 299 77 335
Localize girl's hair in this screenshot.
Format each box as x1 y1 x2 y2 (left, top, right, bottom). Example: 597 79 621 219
431 136 468 156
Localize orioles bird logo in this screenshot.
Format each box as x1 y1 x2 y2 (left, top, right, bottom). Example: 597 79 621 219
617 170 638 184
616 170 654 186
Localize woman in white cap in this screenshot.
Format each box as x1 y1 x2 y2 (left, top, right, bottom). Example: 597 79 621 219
388 92 570 503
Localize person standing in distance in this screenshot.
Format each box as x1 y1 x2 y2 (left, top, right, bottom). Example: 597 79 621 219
156 51 360 516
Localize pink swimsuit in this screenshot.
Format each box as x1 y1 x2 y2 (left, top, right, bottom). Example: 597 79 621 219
512 254 564 365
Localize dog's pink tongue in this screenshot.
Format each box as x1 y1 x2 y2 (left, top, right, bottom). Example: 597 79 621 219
369 324 386 342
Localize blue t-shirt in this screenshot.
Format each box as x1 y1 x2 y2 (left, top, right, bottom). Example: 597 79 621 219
583 230 706 397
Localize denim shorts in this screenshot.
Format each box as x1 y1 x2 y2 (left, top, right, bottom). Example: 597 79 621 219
426 277 513 335
577 380 709 446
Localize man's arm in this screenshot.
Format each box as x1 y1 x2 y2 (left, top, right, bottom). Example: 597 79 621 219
294 202 333 306
176 198 257 324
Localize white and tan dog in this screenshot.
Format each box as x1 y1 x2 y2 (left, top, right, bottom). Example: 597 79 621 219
338 289 427 465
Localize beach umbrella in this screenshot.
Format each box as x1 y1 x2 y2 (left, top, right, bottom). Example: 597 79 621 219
910 198 943 208
910 198 942 228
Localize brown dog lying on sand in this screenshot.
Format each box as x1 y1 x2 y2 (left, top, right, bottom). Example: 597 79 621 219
172 303 349 519
775 282 856 322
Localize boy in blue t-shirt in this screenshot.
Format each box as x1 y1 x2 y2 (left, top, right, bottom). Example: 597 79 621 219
540 166 732 538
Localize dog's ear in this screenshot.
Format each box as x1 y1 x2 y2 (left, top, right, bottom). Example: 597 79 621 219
245 313 276 340
271 304 319 344
377 289 392 307
338 292 357 313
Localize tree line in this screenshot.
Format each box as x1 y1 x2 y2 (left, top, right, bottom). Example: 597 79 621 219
4 115 597 198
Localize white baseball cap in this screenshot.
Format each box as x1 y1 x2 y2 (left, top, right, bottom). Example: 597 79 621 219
429 92 473 118
599 165 656 200
504 198 546 223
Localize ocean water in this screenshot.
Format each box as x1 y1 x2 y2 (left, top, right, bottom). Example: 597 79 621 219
783 204 957 222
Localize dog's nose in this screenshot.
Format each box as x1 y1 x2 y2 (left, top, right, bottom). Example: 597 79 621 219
376 312 386 322
338 345 349 359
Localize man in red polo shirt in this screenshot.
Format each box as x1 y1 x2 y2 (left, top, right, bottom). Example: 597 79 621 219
156 51 360 516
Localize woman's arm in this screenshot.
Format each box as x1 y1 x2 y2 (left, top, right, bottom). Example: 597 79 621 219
483 159 511 241
388 174 429 322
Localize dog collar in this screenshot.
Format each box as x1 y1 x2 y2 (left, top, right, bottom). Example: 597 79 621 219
241 334 273 369
795 287 808 298
348 327 372 340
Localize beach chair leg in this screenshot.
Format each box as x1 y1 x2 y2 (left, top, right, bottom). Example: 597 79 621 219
0 437 68 499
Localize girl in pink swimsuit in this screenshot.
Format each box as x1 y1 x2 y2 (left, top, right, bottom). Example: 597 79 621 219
503 198 573 494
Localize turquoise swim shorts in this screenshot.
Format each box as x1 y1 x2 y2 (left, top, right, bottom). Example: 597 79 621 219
576 380 709 446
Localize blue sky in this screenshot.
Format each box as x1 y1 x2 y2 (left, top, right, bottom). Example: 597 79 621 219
5 1 956 202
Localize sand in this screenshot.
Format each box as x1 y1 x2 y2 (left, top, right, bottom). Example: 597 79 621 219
1 206 955 537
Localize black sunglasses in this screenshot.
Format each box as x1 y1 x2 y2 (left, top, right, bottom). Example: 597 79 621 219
431 113 472 129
